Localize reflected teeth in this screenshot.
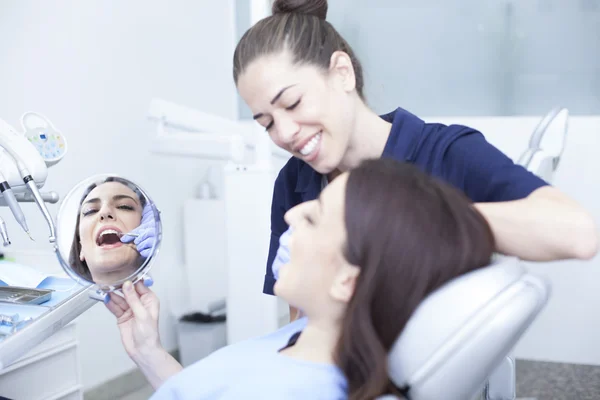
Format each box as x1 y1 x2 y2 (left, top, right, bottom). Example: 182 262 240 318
300 132 321 156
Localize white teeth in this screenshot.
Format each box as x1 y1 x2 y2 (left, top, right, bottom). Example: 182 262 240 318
300 132 321 156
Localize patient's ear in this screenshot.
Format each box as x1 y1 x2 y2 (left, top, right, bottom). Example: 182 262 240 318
330 264 360 303
79 244 85 262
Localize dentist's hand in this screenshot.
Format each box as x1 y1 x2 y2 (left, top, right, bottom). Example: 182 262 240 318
272 227 292 280
105 280 161 360
121 203 156 258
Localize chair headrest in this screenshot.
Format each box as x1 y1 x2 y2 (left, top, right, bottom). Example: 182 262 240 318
387 257 550 400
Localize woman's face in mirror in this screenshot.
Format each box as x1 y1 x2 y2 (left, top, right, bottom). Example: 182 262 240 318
77 181 144 284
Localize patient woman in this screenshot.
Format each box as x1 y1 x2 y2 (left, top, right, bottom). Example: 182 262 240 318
69 177 147 285
105 158 495 399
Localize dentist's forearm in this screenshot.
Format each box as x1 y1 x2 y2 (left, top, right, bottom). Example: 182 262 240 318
475 187 599 261
133 347 183 390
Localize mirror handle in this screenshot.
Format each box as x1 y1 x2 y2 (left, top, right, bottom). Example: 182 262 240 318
88 288 109 303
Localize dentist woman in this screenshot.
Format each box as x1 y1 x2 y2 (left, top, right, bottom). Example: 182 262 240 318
231 0 598 320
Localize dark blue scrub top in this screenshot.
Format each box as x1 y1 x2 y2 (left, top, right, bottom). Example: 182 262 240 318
263 107 548 295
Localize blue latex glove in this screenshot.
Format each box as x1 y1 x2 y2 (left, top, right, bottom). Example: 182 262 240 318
272 227 305 318
121 203 156 258
272 227 292 281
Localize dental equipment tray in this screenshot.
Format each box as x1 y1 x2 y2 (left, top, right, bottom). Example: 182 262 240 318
0 276 97 372
0 286 53 305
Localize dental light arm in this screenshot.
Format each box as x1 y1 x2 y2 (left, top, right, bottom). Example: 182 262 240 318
147 98 290 163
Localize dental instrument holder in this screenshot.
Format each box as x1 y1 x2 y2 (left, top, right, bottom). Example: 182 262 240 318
0 115 64 244
51 174 163 302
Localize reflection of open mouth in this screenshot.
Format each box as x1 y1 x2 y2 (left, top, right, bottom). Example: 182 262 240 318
96 227 124 249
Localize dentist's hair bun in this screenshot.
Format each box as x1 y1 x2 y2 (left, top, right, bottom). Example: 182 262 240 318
272 0 328 20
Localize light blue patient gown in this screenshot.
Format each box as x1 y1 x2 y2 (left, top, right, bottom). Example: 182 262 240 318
150 317 348 399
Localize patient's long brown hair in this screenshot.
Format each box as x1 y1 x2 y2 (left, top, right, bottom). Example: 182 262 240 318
336 158 495 400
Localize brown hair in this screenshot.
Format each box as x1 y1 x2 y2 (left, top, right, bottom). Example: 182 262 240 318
69 177 147 282
233 0 365 99
337 158 496 399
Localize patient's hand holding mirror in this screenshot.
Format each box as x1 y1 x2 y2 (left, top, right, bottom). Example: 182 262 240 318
54 175 161 297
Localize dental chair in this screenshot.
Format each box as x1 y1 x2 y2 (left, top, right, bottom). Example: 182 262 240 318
382 256 550 400
517 107 569 183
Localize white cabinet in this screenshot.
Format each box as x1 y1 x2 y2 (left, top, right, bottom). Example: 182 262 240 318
0 323 82 400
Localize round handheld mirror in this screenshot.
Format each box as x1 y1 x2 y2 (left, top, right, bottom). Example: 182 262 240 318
53 174 162 299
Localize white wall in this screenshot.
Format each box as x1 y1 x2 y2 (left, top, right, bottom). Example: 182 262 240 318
0 0 238 390
425 115 600 366
325 0 600 117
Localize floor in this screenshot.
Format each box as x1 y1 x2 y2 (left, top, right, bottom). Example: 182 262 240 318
516 359 600 400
